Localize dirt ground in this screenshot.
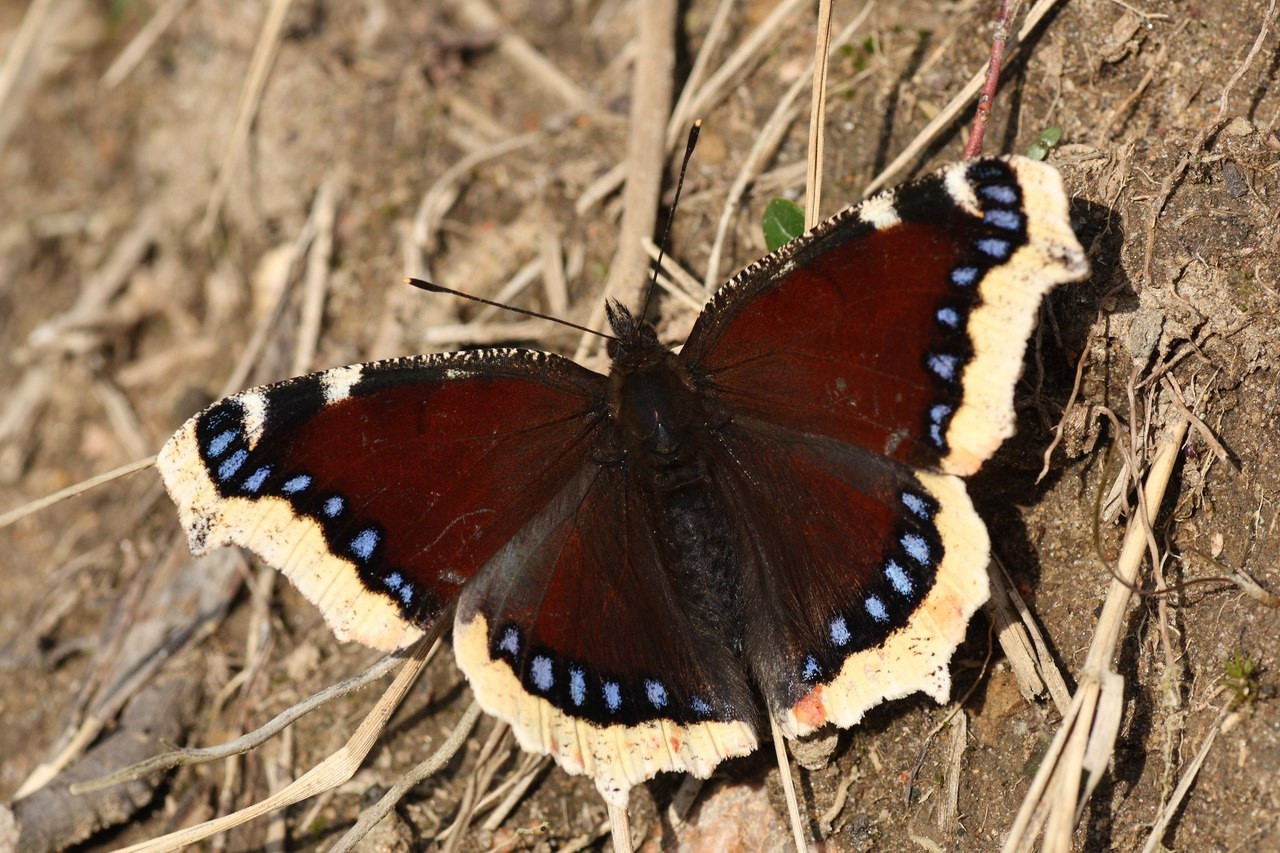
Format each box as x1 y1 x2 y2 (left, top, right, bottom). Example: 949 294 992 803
2 0 1279 850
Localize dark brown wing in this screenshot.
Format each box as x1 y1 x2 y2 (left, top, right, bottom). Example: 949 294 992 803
682 157 1087 477
453 458 759 807
158 349 606 650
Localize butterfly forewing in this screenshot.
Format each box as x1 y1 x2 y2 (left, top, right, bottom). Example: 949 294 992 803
683 157 1088 477
158 349 605 650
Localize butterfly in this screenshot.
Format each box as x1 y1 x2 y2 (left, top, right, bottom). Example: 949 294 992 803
157 156 1088 807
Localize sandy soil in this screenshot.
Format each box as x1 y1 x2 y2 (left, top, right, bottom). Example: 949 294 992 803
2 0 1279 850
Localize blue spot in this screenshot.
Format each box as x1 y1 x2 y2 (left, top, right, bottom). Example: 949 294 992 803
901 492 930 519
865 595 890 622
691 696 712 717
977 237 1011 259
384 572 414 604
830 616 851 646
531 655 554 692
645 679 668 708
217 449 248 482
323 496 344 517
803 656 820 681
902 533 931 566
979 184 1018 205
985 208 1022 231
885 560 915 597
603 681 622 713
951 266 979 287
206 429 238 459
927 353 959 381
498 627 519 656
569 667 586 706
242 466 271 493
931 404 952 424
281 474 311 494
350 528 379 561
936 307 960 328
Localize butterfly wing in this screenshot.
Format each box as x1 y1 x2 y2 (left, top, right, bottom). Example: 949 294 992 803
453 457 758 807
157 350 607 651
682 157 1086 731
709 416 989 736
682 156 1088 477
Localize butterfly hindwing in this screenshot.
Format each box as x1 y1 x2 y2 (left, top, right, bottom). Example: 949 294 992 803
709 417 989 735
682 156 1088 477
453 457 759 806
157 350 605 650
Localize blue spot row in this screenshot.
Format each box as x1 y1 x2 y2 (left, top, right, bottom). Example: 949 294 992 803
496 625 709 721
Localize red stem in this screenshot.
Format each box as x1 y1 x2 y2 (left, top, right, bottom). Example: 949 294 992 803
964 0 1015 159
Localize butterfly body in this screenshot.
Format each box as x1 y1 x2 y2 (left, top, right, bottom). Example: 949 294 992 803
158 156 1089 806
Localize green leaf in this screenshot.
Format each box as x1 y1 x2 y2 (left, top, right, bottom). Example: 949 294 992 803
763 198 805 251
1027 126 1063 161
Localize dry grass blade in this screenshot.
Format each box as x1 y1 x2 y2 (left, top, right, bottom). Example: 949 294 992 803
200 0 294 236
112 639 434 853
704 5 874 288
69 653 403 795
0 456 156 530
100 0 194 89
329 701 484 853
594 0 677 319
445 0 593 111
770 715 809 851
1002 417 1190 852
804 0 835 228
1138 702 1233 853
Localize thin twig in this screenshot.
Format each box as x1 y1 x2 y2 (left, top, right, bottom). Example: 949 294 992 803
965 0 1021 158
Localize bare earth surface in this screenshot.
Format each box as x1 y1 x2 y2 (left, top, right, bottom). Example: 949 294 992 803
2 1 1279 850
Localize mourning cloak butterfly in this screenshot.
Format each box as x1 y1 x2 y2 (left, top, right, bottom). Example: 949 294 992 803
158 156 1088 806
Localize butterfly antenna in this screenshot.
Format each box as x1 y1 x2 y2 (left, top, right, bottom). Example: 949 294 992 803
640 119 702 319
406 277 614 341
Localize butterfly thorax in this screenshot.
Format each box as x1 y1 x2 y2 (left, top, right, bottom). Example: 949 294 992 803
604 304 745 648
